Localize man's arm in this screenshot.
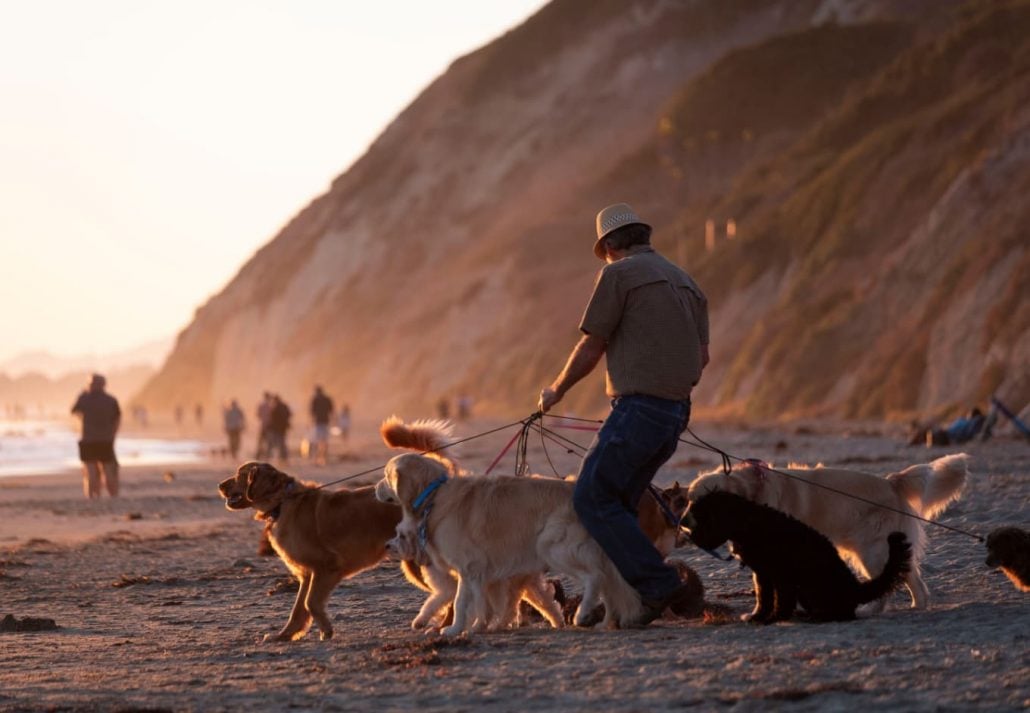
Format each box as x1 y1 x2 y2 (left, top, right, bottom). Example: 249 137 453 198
538 333 607 412
701 343 710 371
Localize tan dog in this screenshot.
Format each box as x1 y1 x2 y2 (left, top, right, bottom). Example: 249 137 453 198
218 462 401 641
686 454 969 609
985 526 1030 592
380 417 564 631
376 421 645 635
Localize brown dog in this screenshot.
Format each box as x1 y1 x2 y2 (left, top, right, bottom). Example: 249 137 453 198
218 462 401 641
985 527 1030 592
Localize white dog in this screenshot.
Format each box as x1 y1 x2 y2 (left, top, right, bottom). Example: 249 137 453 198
376 420 645 635
686 454 969 609
380 417 564 632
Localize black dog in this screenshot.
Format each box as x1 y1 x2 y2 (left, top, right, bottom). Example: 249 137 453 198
681 491 911 623
985 526 1030 592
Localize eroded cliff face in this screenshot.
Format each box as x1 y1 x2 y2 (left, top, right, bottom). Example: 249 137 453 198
138 0 1027 422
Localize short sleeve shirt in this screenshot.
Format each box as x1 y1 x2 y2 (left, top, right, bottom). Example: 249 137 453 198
579 248 708 401
71 390 121 442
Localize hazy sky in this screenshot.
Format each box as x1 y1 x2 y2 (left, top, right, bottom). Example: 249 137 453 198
0 0 547 364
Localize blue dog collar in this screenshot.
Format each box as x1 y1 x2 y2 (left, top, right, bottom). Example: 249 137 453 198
411 475 447 512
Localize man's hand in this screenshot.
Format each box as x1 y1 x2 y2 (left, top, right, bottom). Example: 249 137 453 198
538 387 561 413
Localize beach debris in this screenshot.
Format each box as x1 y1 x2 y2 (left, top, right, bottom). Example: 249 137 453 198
163 471 176 483
1 614 60 632
113 574 152 588
372 637 471 669
232 559 255 569
125 513 143 521
267 576 299 596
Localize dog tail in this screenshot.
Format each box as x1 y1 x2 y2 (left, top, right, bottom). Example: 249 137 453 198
380 415 459 473
886 453 969 520
857 532 911 604
400 559 431 593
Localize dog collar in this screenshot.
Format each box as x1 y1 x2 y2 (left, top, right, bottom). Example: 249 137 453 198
263 481 296 522
411 475 447 512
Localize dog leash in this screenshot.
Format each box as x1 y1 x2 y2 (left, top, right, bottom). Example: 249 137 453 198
678 425 985 543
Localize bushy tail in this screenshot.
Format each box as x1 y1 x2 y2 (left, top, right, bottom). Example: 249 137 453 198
887 453 969 519
400 560 431 593
857 532 911 604
380 415 459 474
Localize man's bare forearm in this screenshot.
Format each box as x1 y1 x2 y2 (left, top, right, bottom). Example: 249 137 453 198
551 334 605 397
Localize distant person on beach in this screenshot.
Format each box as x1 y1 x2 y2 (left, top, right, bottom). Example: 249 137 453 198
538 202 710 626
223 399 245 461
194 403 204 427
436 397 450 420
267 395 292 462
255 392 272 459
337 403 351 444
456 393 473 421
309 386 334 466
909 407 986 447
174 404 184 427
71 373 121 498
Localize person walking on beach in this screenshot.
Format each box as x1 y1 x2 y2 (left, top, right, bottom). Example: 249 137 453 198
222 399 245 461
309 385 334 466
538 202 710 625
71 373 122 498
267 394 292 463
254 392 272 459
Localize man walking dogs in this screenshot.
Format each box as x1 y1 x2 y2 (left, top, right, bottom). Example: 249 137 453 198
71 373 122 498
539 203 710 625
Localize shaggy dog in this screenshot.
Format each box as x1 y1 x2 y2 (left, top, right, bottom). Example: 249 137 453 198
985 526 1030 592
376 420 645 635
218 462 401 641
380 418 564 631
682 490 911 623
686 454 968 609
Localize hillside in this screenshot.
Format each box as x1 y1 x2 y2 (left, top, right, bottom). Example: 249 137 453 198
137 0 1027 424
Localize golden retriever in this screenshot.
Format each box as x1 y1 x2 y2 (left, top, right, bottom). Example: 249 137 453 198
376 419 646 635
380 417 564 631
686 453 969 609
218 462 401 641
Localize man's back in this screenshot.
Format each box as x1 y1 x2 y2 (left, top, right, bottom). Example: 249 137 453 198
311 393 333 424
72 391 120 442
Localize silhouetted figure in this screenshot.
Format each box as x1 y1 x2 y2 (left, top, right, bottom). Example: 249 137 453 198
309 386 334 466
255 392 273 459
456 393 474 421
174 404 184 427
436 397 450 420
71 374 121 498
194 403 204 427
337 404 351 444
267 395 292 462
223 399 245 460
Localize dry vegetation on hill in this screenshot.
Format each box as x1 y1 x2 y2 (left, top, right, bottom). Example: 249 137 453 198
137 0 1028 425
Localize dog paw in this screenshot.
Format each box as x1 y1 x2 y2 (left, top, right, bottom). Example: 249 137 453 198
440 624 466 638
319 629 334 641
262 632 290 643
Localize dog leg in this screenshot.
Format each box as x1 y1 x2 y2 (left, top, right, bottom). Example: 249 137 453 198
903 567 930 609
265 573 314 642
520 575 565 629
413 565 456 630
744 571 775 624
575 577 604 628
770 581 796 622
441 575 474 637
485 579 519 631
305 570 343 641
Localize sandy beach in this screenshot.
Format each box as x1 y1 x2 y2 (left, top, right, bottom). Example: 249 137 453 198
1 420 1027 712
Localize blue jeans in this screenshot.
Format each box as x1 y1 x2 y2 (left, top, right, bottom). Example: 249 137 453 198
573 394 690 603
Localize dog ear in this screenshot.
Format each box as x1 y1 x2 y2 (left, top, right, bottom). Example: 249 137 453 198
245 463 283 502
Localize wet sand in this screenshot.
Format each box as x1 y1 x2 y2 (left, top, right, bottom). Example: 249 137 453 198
0 421 1027 712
